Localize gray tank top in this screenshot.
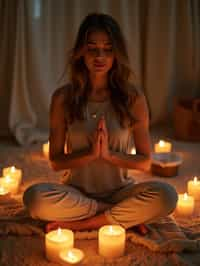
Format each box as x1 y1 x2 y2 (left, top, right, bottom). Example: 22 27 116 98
65 100 133 198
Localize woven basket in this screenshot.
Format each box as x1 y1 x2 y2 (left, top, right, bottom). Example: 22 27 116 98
151 152 183 177
173 98 200 141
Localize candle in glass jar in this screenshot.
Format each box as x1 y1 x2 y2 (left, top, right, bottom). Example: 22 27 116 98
3 166 22 185
98 225 126 258
0 175 19 194
176 193 194 216
154 140 172 153
45 228 74 263
60 248 84 265
188 176 200 200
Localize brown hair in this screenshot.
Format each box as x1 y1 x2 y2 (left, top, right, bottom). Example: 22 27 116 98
65 13 139 127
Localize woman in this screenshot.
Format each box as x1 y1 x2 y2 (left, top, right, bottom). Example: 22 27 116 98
23 13 177 233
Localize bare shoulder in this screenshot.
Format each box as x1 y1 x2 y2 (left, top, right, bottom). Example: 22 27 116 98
127 83 149 119
127 83 145 102
51 83 73 105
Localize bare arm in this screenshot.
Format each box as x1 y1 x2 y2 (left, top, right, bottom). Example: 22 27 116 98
49 87 100 171
102 93 151 171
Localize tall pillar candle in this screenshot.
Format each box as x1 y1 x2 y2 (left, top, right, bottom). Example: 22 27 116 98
176 193 194 216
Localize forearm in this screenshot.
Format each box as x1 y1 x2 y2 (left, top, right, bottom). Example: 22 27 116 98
50 149 95 171
104 151 151 171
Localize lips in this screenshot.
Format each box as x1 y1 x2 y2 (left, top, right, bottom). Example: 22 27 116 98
94 63 106 68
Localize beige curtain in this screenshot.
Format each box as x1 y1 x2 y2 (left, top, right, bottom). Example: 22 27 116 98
0 0 18 136
0 0 199 144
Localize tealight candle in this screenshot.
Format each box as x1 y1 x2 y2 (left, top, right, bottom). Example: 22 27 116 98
176 193 194 216
3 166 22 185
45 228 74 263
60 248 84 265
0 175 19 194
188 176 200 200
154 140 172 153
43 141 49 158
98 225 126 259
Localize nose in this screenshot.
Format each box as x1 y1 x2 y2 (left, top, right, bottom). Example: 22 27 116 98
95 49 105 57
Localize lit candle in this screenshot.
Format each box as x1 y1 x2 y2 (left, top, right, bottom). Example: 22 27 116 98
0 175 19 194
188 176 200 200
43 141 49 158
176 193 194 216
60 248 84 265
131 147 136 155
0 185 10 198
98 225 126 258
154 140 172 153
3 166 22 185
45 228 74 263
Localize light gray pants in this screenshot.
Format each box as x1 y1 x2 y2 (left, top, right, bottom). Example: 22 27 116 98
23 181 178 229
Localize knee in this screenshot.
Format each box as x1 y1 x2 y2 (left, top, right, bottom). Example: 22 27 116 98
158 182 178 215
23 184 40 211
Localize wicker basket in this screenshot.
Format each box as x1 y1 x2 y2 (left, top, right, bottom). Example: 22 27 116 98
173 98 200 141
151 152 183 177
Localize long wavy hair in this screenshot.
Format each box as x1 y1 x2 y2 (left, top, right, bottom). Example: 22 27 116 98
65 13 139 127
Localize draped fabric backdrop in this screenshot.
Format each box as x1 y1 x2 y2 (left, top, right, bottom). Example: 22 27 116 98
0 0 199 145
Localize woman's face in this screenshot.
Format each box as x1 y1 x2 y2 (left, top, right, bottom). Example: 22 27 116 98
83 30 115 76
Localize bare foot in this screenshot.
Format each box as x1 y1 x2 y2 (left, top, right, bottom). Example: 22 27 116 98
46 221 76 232
46 213 110 233
131 224 149 235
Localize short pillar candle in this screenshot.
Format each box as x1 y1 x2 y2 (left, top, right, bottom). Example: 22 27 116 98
98 225 126 259
0 175 19 194
43 141 49 158
3 166 22 185
176 193 194 216
188 176 200 200
154 140 172 153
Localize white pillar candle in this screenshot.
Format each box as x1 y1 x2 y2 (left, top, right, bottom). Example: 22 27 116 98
45 228 74 263
60 248 84 265
154 140 172 153
98 225 126 259
188 176 200 200
3 166 22 185
176 193 194 216
0 175 19 194
43 141 49 158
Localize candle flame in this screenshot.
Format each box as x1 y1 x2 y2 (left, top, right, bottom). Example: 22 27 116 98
108 225 114 234
11 166 16 172
57 227 62 235
67 250 76 262
194 176 198 183
159 140 165 147
183 193 188 200
131 148 136 155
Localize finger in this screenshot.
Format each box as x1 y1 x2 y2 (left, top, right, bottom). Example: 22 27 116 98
98 118 103 130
